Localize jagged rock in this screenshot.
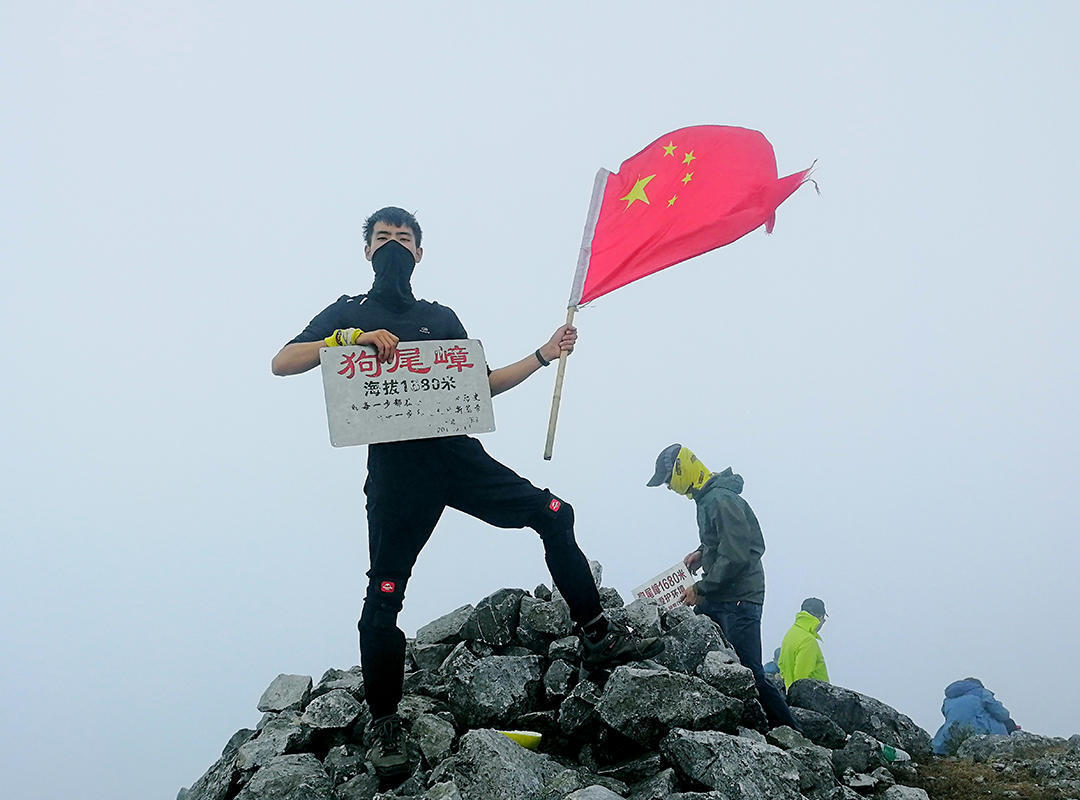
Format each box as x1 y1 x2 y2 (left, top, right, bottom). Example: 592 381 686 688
822 788 862 800
237 712 311 771
515 624 553 656
223 728 257 757
766 725 815 750
559 680 603 737
416 605 474 645
596 752 662 784
534 584 552 601
184 750 240 800
543 659 577 702
300 689 363 730
462 589 526 647
832 731 882 776
440 729 565 800
654 614 729 674
235 754 332 800
438 642 477 678
402 669 448 702
396 694 448 724
787 680 931 759
659 728 803 799
598 587 624 609
627 767 677 800
322 744 366 785
510 710 560 739
595 666 741 746
841 770 876 792
312 668 365 702
564 787 623 800
411 713 456 767
549 636 581 663
880 787 929 800
258 674 313 713
791 707 848 749
393 765 429 797
448 655 543 727
956 731 1064 762
697 654 754 700
790 743 839 798
738 726 768 744
423 783 462 800
660 604 695 631
519 594 574 636
413 642 455 672
607 599 662 638
870 766 896 788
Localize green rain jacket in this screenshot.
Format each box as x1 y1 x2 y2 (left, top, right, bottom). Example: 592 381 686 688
778 610 830 689
693 469 766 605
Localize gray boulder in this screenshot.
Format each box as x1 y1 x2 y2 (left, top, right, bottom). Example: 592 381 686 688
595 752 662 784
321 744 366 785
880 787 930 800
596 666 742 747
791 707 848 750
413 642 455 672
543 659 577 703
412 713 456 767
766 725 815 751
235 754 332 800
183 751 239 800
559 680 603 737
598 587 625 609
441 729 565 800
549 636 581 663
832 731 883 776
787 680 932 759
697 653 754 700
519 594 573 636
654 615 730 674
312 668 364 702
236 712 310 771
334 772 380 800
423 783 463 800
660 604 695 631
956 731 1064 762
461 589 526 647
416 605 474 645
257 674 313 713
448 655 543 727
627 768 677 800
300 689 363 730
659 728 803 799
607 599 662 639
564 787 623 800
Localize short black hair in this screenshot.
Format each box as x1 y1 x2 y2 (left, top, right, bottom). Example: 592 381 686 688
362 206 422 246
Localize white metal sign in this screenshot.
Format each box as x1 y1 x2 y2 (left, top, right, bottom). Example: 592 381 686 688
631 562 696 611
320 339 495 446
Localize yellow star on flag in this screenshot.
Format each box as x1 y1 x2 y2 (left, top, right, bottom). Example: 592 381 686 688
667 195 678 207
681 172 694 185
662 142 677 157
682 150 696 165
619 174 655 209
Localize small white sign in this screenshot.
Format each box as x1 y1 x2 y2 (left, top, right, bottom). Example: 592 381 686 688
631 562 696 611
320 339 495 446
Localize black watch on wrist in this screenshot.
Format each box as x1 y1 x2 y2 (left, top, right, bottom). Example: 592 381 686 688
534 349 551 367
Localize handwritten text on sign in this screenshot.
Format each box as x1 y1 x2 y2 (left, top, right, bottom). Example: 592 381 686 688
631 562 695 612
321 339 495 446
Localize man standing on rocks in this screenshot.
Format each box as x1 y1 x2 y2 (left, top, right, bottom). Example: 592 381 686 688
647 443 802 731
272 207 662 778
778 597 831 689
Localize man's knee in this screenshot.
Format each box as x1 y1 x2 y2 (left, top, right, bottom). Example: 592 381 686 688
531 494 576 548
358 577 405 634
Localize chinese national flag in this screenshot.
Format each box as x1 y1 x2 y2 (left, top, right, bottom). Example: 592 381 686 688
568 125 813 306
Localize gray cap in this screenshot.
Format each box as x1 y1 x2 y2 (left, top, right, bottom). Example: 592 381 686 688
646 443 682 487
801 597 827 619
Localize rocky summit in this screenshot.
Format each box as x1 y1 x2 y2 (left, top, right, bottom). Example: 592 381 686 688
179 565 1077 800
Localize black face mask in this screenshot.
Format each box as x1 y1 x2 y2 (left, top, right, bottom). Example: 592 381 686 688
368 239 417 312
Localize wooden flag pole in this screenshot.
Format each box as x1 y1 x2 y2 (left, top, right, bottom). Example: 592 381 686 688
543 305 577 460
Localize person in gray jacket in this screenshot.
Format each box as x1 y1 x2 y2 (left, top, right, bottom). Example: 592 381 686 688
647 442 801 730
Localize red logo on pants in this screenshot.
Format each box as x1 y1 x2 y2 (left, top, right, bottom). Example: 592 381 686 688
380 581 396 593
549 498 561 512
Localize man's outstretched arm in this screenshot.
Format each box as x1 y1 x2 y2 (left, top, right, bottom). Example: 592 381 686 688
271 329 400 376
489 324 577 397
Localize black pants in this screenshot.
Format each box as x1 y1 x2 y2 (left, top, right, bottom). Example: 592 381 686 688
358 436 603 718
704 600 802 731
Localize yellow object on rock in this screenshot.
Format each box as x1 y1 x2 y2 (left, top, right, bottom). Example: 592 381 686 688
496 730 542 750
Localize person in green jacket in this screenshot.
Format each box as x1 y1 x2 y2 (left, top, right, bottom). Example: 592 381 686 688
778 597 830 689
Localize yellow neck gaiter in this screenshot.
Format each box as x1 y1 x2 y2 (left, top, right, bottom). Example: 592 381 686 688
668 446 713 497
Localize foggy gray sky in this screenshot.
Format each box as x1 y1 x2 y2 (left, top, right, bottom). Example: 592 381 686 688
2 3 1078 799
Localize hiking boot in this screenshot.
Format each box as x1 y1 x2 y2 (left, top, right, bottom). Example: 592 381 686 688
366 713 410 779
581 618 664 670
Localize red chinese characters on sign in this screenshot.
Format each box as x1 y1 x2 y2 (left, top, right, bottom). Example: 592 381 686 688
386 347 431 375
434 345 474 372
338 350 384 379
